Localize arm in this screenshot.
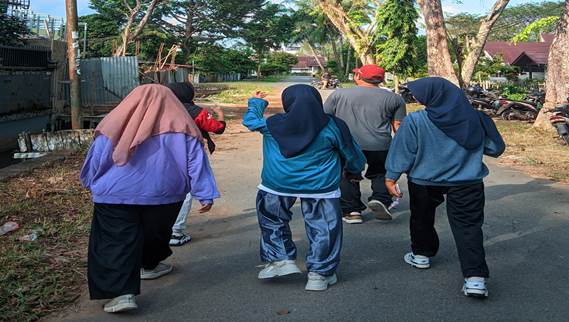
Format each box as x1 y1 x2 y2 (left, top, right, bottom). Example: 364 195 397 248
385 116 418 182
480 114 506 158
79 136 105 189
391 96 407 134
194 109 227 134
330 119 366 175
186 136 220 205
323 91 338 115
242 98 269 133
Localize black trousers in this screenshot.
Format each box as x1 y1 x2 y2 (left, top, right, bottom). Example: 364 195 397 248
88 202 182 299
340 150 391 213
408 182 489 278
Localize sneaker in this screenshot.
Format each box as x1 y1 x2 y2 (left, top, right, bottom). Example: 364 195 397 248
103 294 137 313
258 260 302 279
403 252 431 269
368 200 393 220
342 212 363 224
305 272 338 291
462 277 488 298
140 262 173 280
169 232 192 246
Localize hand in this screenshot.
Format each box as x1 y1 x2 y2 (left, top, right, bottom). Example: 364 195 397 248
198 202 213 213
252 91 268 99
212 106 223 116
385 179 402 198
343 171 363 183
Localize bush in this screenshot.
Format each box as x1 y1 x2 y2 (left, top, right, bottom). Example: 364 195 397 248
260 62 288 76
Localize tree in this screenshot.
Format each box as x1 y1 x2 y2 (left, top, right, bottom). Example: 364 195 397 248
534 0 569 129
159 0 264 55
317 0 379 64
89 0 165 56
241 3 294 77
375 0 418 86
417 0 459 84
512 16 560 43
79 14 120 57
268 52 298 68
490 1 566 41
0 4 29 46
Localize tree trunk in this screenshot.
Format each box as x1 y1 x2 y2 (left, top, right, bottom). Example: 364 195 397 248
417 0 460 85
307 42 326 71
113 0 161 57
345 45 351 76
534 0 569 130
331 39 341 70
461 0 510 86
338 38 345 70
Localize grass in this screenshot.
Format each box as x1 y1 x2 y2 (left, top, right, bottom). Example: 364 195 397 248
0 153 92 322
406 103 569 182
199 81 278 104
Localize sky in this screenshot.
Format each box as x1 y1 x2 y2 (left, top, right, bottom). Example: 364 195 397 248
30 0 549 18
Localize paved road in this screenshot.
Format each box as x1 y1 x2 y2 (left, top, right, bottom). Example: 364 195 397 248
57 81 569 322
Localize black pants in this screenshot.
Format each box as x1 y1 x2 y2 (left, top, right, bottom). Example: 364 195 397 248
88 202 182 299
340 150 391 213
408 182 489 278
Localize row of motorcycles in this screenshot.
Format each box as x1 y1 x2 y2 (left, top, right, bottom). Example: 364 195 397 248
464 85 569 145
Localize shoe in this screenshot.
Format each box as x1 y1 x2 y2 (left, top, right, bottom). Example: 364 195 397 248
342 212 363 224
368 200 393 220
169 232 192 246
305 272 338 291
258 260 302 279
103 294 137 313
403 252 431 269
462 277 488 298
140 262 173 280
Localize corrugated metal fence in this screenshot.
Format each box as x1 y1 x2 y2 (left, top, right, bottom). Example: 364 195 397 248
0 45 51 68
80 56 140 107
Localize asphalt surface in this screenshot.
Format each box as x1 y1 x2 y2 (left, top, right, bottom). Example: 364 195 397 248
57 77 569 321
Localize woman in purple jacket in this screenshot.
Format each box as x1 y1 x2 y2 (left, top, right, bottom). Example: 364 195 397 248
80 84 219 313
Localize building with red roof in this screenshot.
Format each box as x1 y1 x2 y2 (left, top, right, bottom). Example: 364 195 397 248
290 55 327 75
483 34 553 80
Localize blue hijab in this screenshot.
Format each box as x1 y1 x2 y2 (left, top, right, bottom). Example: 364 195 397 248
267 84 354 158
407 77 500 150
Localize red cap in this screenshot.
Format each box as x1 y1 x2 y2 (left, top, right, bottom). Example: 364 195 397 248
353 64 385 81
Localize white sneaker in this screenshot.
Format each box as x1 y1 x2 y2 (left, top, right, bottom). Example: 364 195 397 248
305 272 338 291
103 294 137 313
404 252 431 269
258 260 302 279
170 232 192 246
342 212 363 224
368 200 393 220
463 277 488 298
140 262 173 280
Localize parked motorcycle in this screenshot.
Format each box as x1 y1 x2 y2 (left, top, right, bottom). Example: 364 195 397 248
550 100 569 145
496 93 543 121
465 85 503 116
311 77 342 90
398 85 416 104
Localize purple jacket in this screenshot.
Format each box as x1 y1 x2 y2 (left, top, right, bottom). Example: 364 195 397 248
80 133 219 205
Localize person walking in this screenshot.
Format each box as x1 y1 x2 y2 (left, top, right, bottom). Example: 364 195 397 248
324 64 406 224
80 84 220 313
167 82 226 247
243 85 365 291
384 77 505 298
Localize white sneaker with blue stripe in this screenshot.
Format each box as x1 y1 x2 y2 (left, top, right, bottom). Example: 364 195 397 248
462 277 488 298
404 252 431 269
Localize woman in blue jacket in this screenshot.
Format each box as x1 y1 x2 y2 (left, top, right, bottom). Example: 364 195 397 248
385 77 505 299
243 84 365 291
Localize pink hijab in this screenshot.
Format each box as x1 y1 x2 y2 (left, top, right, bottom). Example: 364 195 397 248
95 84 202 166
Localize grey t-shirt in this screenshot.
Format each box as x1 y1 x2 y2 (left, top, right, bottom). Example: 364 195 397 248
324 86 406 151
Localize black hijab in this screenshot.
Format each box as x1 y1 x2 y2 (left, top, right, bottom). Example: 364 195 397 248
266 84 354 158
166 82 217 154
407 77 501 150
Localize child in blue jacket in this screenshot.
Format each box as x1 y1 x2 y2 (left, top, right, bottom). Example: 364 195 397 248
385 77 505 299
243 84 365 291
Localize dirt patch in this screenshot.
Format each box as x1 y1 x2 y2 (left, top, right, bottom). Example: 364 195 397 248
0 153 91 322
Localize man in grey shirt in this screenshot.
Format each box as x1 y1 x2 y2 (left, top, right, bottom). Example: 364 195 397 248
324 64 406 224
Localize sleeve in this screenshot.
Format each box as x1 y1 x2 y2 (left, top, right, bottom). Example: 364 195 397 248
186 136 220 203
323 91 337 115
194 109 227 134
392 96 407 121
479 112 506 158
242 98 269 134
385 115 418 181
79 136 105 189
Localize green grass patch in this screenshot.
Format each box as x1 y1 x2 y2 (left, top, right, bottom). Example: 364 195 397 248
0 154 92 321
200 81 278 104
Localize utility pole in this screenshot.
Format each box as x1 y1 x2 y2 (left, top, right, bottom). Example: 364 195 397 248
65 0 81 129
